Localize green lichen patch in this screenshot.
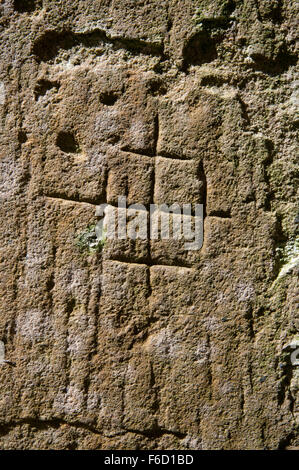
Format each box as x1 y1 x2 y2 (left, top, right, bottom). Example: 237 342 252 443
76 224 106 254
273 237 299 284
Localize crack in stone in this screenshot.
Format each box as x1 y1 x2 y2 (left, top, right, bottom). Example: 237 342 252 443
32 29 165 63
105 259 194 271
0 418 187 442
121 426 187 440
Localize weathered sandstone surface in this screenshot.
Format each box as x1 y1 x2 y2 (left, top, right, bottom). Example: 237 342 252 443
0 0 298 449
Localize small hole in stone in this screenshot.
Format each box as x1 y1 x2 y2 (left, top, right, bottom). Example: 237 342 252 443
14 0 38 13
222 0 236 17
147 78 167 96
34 79 60 100
99 92 118 106
56 131 80 154
182 32 218 71
18 130 27 144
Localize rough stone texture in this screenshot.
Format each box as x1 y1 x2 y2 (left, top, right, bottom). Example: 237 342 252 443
0 0 298 450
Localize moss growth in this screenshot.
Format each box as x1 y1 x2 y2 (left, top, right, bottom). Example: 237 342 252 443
274 237 299 283
76 224 106 254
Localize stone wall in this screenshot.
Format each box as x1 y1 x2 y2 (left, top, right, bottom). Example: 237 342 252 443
0 0 298 449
